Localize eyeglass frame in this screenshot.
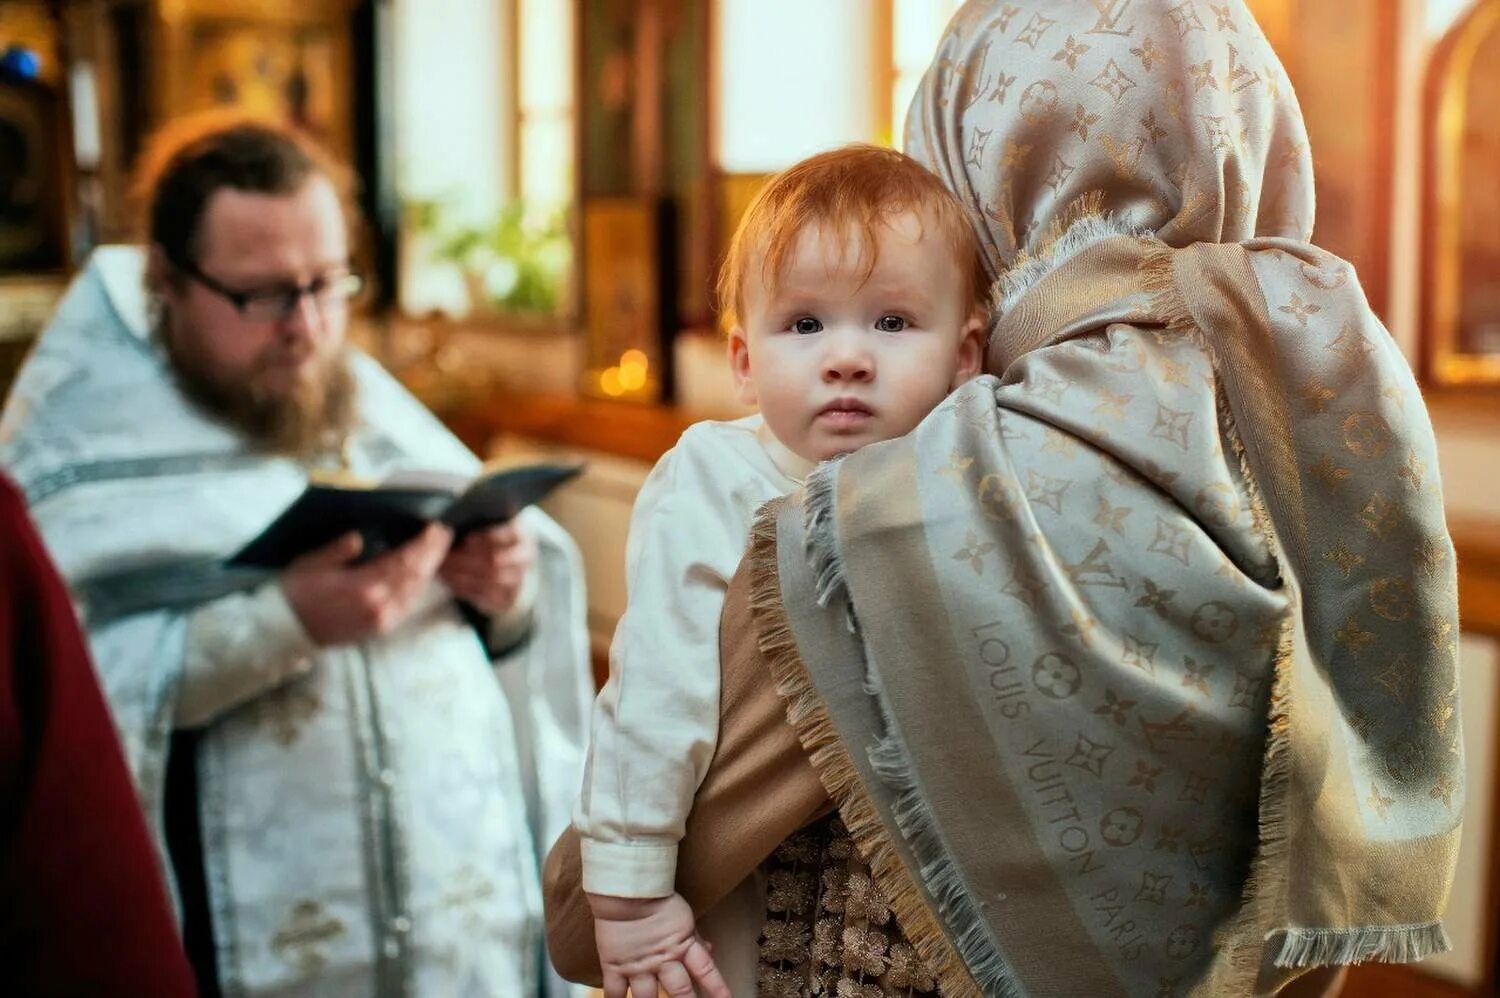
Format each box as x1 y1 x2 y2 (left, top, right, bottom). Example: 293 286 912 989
169 255 365 322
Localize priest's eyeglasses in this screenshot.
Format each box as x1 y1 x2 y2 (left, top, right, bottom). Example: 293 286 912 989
176 260 365 322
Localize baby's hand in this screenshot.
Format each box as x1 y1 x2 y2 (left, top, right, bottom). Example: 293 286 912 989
587 891 729 998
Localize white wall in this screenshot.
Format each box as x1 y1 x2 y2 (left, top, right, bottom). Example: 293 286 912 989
714 0 879 173
392 0 513 222
392 0 516 315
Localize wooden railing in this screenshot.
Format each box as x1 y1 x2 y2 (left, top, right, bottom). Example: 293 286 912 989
445 392 696 467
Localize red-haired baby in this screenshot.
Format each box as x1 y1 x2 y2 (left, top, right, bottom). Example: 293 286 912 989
574 143 989 997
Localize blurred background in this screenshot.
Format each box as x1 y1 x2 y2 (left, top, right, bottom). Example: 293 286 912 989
0 3 1496 995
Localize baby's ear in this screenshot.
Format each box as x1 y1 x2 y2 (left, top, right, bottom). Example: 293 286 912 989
727 327 758 406
951 313 987 388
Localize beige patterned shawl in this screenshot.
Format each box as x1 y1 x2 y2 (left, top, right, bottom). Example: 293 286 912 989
748 2 1462 995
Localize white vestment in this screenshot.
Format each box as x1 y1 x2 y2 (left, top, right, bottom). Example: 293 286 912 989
0 247 594 997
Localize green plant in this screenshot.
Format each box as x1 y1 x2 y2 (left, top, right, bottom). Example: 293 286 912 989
410 197 572 316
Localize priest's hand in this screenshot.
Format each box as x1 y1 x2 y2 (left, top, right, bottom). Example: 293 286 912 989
281 524 452 646
438 522 537 616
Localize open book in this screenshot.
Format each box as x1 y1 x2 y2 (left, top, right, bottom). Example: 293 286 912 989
229 461 584 569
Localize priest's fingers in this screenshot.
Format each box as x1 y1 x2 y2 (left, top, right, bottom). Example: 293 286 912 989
441 560 524 593
360 524 450 585
683 938 730 998
475 522 520 548
455 525 534 573
290 530 363 570
440 571 523 616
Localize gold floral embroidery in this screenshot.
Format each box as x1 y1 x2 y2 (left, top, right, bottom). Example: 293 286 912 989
777 832 825 866
812 919 842 965
821 867 850 915
758 816 937 996
886 944 936 992
761 920 812 965
768 869 816 916
843 873 892 926
761 966 806 998
270 900 345 976
840 926 890 977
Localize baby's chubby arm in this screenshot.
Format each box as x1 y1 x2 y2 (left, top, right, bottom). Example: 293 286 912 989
548 506 832 985
575 427 749 898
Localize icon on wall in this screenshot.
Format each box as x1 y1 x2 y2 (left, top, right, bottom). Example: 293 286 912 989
0 78 66 272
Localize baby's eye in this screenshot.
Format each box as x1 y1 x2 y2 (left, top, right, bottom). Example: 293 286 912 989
876 315 907 332
793 316 823 335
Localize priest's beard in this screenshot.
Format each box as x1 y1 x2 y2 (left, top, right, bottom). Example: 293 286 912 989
161 318 359 460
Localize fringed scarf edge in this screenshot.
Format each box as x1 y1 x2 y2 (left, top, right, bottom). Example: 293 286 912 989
747 493 998 998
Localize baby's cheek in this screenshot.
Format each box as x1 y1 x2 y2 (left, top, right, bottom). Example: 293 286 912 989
895 371 956 424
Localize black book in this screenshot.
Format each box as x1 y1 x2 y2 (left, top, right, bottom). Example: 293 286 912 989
229 461 584 569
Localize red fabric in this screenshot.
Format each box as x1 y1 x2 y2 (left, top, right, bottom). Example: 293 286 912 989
0 474 195 995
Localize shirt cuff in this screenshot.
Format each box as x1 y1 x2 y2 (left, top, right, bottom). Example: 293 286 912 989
579 837 679 898
175 582 319 728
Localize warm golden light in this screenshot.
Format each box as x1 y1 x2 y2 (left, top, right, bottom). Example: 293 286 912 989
618 349 650 392
599 367 625 397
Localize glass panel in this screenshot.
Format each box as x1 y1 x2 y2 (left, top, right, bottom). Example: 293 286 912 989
891 0 962 148
715 0 878 173
519 0 573 114
395 0 577 323
520 117 574 209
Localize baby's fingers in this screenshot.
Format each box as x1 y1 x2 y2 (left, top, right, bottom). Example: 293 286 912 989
683 938 731 998
659 961 694 997
629 972 658 997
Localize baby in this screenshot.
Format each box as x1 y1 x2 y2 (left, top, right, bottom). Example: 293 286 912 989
574 143 989 997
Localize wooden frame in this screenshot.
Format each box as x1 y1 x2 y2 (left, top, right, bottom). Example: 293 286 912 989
504 0 521 208
1450 517 1500 996
871 0 895 147
578 196 671 403
1421 0 1500 388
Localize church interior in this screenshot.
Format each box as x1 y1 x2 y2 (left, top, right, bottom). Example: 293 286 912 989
0 1 1496 994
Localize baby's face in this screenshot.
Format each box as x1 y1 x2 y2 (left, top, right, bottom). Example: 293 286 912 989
730 210 983 463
